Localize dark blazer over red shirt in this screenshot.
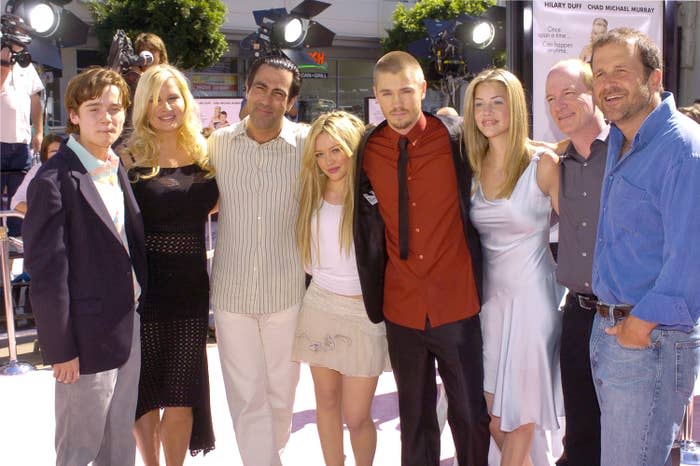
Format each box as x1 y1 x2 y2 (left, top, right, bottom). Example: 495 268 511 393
353 113 483 324
23 145 147 374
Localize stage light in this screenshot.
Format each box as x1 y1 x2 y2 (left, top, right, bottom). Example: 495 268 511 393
3 0 88 68
241 0 335 59
470 20 495 49
456 16 498 50
283 17 305 46
26 2 60 37
407 6 505 79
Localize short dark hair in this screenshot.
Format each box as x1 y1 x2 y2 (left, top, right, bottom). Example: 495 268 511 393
592 27 662 79
246 55 302 101
64 67 130 135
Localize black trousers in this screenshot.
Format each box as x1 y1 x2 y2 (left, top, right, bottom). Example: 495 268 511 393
1 142 31 236
386 315 489 466
560 292 601 466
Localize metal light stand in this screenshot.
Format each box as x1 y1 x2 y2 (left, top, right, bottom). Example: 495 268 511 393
0 211 35 375
679 397 700 465
206 213 216 336
206 213 214 274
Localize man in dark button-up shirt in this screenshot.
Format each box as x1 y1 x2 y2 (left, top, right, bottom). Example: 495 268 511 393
545 58 607 466
589 28 700 466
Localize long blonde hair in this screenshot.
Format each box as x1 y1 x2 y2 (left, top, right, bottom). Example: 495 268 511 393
296 111 366 268
127 64 211 180
463 68 530 198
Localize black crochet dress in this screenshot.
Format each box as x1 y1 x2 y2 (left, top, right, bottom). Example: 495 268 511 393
130 164 218 455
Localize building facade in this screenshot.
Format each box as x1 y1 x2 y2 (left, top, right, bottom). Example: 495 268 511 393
37 0 414 128
3 0 698 129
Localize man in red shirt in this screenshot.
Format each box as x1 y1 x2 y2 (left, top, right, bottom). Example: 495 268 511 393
353 51 489 466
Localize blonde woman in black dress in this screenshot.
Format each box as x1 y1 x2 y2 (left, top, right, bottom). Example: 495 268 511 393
127 64 217 465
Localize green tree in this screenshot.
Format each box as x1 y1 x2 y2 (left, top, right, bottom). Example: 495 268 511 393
382 0 497 105
88 0 228 70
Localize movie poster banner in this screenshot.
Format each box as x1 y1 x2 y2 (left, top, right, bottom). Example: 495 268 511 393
532 0 663 142
194 98 244 135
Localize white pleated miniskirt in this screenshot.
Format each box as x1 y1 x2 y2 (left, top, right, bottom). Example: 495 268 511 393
292 281 392 377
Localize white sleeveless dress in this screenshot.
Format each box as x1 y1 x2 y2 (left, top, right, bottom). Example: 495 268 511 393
470 154 565 432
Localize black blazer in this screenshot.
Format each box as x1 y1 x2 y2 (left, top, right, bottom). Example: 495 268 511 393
352 113 483 323
23 145 147 374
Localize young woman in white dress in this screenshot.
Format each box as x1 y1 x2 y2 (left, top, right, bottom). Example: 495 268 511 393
293 111 391 466
463 68 564 466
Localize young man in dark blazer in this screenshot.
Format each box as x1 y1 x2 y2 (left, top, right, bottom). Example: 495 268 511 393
23 67 146 466
353 51 489 466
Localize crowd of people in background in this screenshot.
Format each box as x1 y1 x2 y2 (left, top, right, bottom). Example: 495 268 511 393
2 25 700 466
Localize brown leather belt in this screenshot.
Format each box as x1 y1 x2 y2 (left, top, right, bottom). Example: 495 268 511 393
572 292 598 311
596 302 633 319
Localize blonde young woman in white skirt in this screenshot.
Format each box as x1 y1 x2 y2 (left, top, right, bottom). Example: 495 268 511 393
293 111 391 466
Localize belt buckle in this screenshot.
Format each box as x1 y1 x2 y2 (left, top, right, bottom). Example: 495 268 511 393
596 302 631 320
577 294 594 310
611 304 632 320
595 301 612 318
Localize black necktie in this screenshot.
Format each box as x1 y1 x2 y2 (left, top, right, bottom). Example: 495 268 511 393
398 137 409 260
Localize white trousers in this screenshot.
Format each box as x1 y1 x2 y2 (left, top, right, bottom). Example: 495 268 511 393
214 304 301 466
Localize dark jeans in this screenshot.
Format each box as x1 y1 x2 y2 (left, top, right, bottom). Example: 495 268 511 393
1 142 32 236
560 291 601 466
386 315 489 466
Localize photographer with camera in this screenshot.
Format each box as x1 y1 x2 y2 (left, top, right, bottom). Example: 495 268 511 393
1 14 44 236
110 30 168 165
134 32 168 71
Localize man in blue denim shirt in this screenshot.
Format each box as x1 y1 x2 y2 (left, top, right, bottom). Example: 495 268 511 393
589 28 700 466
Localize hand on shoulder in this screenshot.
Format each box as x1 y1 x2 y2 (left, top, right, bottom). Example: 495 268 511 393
537 148 560 167
527 137 569 155
534 148 560 213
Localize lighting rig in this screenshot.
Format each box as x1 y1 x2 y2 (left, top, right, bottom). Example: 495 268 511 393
240 0 335 60
2 0 89 68
408 6 505 79
407 6 505 107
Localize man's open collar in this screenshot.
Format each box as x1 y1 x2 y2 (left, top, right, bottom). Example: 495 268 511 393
230 115 300 147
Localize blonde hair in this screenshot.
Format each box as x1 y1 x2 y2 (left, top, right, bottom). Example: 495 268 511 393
296 111 366 268
679 103 700 124
127 64 211 180
463 68 530 199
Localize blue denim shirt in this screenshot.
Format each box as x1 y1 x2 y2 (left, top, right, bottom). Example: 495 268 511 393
592 92 700 331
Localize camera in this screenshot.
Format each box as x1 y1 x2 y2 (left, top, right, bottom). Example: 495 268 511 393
108 29 153 83
0 14 33 68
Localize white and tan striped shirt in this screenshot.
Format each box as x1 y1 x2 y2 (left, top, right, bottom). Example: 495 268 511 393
209 117 308 314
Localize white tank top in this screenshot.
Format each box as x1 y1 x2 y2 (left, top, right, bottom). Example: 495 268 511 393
309 201 362 296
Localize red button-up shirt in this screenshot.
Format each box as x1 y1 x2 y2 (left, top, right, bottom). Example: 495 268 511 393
363 113 480 329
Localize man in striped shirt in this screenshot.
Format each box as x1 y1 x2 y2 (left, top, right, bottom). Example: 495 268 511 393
208 55 308 466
